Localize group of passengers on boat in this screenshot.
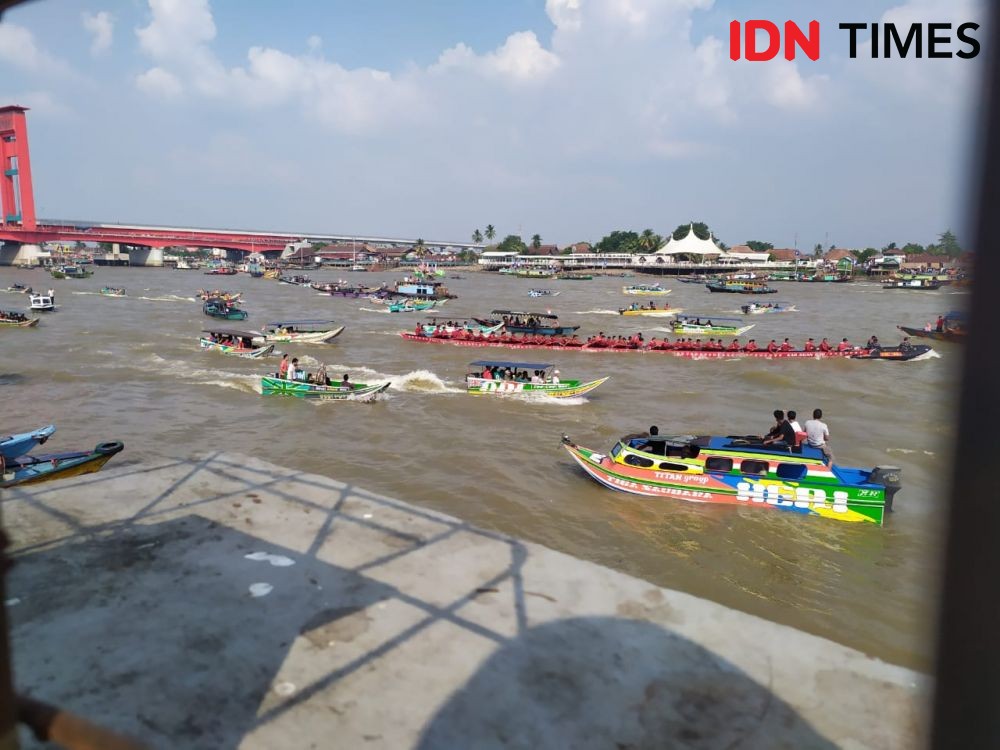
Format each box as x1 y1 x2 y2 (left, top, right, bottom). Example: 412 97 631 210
622 301 671 311
474 366 561 384
205 332 253 349
0 310 30 323
275 354 352 389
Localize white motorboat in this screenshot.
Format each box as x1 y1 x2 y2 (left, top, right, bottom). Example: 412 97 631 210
29 294 55 311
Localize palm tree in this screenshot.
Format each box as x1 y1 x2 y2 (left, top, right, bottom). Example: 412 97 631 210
639 229 659 253
485 225 496 242
414 238 426 259
531 234 542 249
472 229 483 244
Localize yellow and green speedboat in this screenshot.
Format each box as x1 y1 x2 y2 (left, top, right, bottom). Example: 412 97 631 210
562 433 901 525
467 361 608 399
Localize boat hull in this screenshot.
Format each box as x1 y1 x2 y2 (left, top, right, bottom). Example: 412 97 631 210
563 443 885 525
706 283 778 294
261 377 390 401
623 288 670 296
199 339 274 358
671 323 755 336
0 317 39 327
896 325 965 342
467 376 609 398
618 309 679 317
742 304 796 314
1 441 124 488
262 326 345 344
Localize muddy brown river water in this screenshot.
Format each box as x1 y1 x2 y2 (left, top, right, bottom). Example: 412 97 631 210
1 266 963 669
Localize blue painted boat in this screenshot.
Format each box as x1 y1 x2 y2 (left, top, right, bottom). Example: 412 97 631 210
1 424 56 459
1 441 124 488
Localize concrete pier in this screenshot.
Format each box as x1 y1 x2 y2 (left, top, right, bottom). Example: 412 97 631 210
4 453 927 749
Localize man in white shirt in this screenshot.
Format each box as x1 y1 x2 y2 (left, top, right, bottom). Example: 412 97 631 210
804 408 832 463
787 410 803 433
550 369 560 384
287 357 299 381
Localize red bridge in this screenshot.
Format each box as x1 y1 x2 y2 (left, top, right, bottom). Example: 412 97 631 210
0 105 476 264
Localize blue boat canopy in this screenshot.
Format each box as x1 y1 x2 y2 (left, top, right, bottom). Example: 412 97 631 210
202 329 259 338
470 360 554 369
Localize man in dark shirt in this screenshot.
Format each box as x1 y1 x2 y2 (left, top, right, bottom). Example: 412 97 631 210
763 409 796 447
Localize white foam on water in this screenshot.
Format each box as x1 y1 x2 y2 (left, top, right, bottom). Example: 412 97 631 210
134 294 196 303
249 582 273 598
245 551 295 567
510 394 588 406
886 448 916 454
576 309 621 315
389 369 463 393
359 307 390 314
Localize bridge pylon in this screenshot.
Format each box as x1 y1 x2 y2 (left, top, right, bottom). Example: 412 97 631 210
0 106 37 230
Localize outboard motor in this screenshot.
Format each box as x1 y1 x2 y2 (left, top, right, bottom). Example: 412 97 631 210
870 466 903 513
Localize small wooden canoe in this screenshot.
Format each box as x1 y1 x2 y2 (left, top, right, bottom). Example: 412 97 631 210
0 441 124 488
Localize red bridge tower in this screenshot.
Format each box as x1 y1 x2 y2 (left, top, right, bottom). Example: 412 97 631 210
0 105 37 231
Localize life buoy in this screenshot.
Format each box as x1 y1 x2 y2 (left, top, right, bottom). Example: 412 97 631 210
95 441 125 456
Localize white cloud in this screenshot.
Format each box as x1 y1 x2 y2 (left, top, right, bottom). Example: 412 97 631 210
0 22 69 75
82 11 114 56
136 0 215 60
135 67 183 97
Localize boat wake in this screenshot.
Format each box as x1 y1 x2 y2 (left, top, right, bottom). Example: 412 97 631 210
576 309 621 315
140 353 260 393
887 448 936 456
359 307 390 314
510 394 587 406
134 294 197 303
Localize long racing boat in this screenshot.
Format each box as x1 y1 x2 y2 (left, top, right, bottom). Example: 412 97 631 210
399 332 937 360
562 433 902 525
467 360 608 399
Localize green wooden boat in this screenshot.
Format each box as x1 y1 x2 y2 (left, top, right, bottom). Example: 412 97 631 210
261 376 390 401
466 361 607 399
51 265 93 279
203 300 248 320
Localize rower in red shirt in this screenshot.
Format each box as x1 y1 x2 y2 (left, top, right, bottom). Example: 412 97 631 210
745 339 759 352
779 338 792 352
727 339 741 351
804 338 817 352
836 338 851 352
766 339 779 353
819 337 831 352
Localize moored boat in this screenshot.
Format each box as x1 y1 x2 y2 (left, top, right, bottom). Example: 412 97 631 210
0 440 125 488
1 424 55 459
671 315 755 336
100 287 126 297
883 278 942 290
467 361 608 399
741 301 797 314
259 320 345 344
203 299 248 320
260 376 390 401
204 267 237 276
528 289 560 297
0 310 38 327
706 280 778 294
556 273 593 280
561 433 902 525
514 268 556 279
623 284 671 296
200 329 274 358
50 265 93 279
393 279 456 300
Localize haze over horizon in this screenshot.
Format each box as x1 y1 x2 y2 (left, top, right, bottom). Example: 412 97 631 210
0 0 985 249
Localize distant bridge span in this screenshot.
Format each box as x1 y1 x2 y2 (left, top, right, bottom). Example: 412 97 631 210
0 105 479 262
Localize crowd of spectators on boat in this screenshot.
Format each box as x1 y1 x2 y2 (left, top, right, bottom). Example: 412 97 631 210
0 310 30 322
275 354 354 389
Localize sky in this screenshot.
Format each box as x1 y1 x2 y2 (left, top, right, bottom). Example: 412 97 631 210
0 0 988 249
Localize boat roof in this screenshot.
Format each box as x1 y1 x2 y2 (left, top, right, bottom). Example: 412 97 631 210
425 316 478 322
265 319 336 326
470 360 553 369
490 310 559 319
202 329 258 337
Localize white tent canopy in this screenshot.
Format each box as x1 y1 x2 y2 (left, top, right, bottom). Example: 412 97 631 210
655 225 724 258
